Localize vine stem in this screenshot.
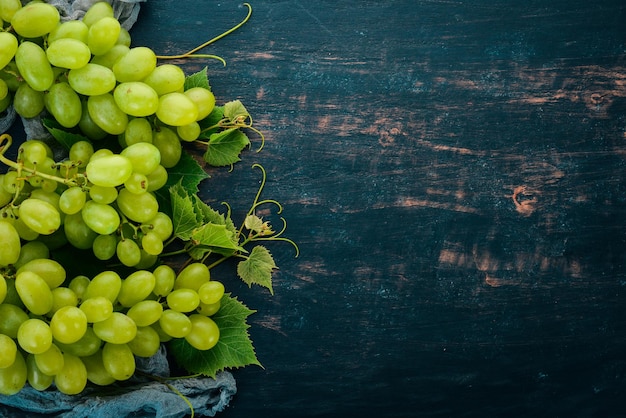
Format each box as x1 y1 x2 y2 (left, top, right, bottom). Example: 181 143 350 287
155 3 252 61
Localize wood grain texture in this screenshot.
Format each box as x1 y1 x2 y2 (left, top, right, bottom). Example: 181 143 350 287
130 1 626 416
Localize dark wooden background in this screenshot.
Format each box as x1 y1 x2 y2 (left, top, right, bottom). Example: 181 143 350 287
131 1 626 417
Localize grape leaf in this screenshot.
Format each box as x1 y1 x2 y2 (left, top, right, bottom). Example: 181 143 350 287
168 294 261 378
193 196 237 237
203 128 250 167
190 223 245 258
164 150 210 193
244 214 265 233
198 106 224 138
43 118 90 150
237 246 277 294
184 66 211 90
170 181 202 240
223 100 249 122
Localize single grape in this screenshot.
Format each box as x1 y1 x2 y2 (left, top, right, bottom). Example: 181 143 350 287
92 233 117 260
185 314 220 350
93 312 137 344
198 281 225 305
175 262 211 291
127 326 161 357
112 46 157 82
142 64 185 95
156 92 199 126
0 304 29 339
90 43 129 68
13 217 40 241
152 126 182 167
120 142 161 175
87 16 120 55
69 140 94 167
120 117 153 147
13 240 49 270
0 221 21 266
59 186 87 215
159 309 192 338
18 198 61 235
126 300 163 327
83 270 122 303
0 334 17 368
82 1 114 27
177 121 201 142
0 350 26 395
79 99 109 140
117 270 156 307
85 153 133 187
16 258 66 289
50 306 88 344
68 63 116 96
166 288 200 313
145 165 168 192
34 343 64 376
26 354 54 391
13 82 45 118
15 271 53 315
54 327 101 357
64 212 99 249
102 342 135 381
0 275 6 304
113 81 159 117
117 27 132 46
15 41 54 92
88 184 118 204
82 350 116 386
49 285 79 316
87 93 129 134
152 264 176 297
17 318 53 354
80 296 113 323
47 19 89 43
124 172 149 194
54 353 87 395
184 87 216 121
10 1 60 38
68 275 90 300
197 301 221 316
46 38 91 69
0 32 17 71
116 238 141 267
0 0 21 22
45 81 82 128
141 231 163 255
116 188 159 223
0 91 11 113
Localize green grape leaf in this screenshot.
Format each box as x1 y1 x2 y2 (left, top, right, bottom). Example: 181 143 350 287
237 245 277 294
190 222 245 258
223 100 249 122
193 196 237 237
43 118 90 150
170 181 202 240
184 66 211 90
203 128 250 167
244 214 265 234
198 106 225 138
169 294 261 378
165 150 210 193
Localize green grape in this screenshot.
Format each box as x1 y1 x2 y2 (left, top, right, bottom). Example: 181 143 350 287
88 184 118 204
0 350 26 395
0 304 28 338
116 188 159 223
116 238 141 267
166 288 200 313
26 354 54 391
135 249 158 270
13 82 45 118
87 93 129 134
15 271 53 315
177 121 201 142
47 19 89 43
68 275 90 301
127 326 160 357
184 87 216 121
29 189 62 213
0 0 21 22
86 154 133 187
10 1 60 38
59 186 87 215
17 318 53 354
54 353 87 395
124 172 148 194
18 198 61 235
126 300 163 327
141 231 163 255
80 296 113 323
120 142 161 175
46 38 91 69
90 43 129 68
0 92 10 113
0 79 7 101
34 343 64 376
13 217 40 241
68 63 116 96
120 117 152 147
92 233 117 260
113 81 159 117
15 41 54 92
152 126 182 168
16 258 66 289
3 169 24 194
93 312 137 344
175 262 210 291
0 334 17 368
64 211 99 249
82 1 114 26
87 16 120 55
102 342 135 381
50 306 87 344
13 240 49 270
159 309 192 338
145 165 168 192
117 270 156 307
0 276 6 304
78 99 109 140
150 321 172 342
117 27 131 46
83 270 122 303
197 301 221 317
0 177 12 207
45 81 82 128
49 286 79 315
156 92 199 126
185 314 220 350
69 141 94 167
0 32 17 71
143 64 185 96
54 327 101 357
152 264 176 297
198 281 225 305
0 221 21 266
82 350 116 386
112 46 157 82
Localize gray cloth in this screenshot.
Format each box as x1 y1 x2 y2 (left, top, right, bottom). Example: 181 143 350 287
0 346 237 417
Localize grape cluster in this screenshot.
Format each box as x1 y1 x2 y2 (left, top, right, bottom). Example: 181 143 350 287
0 244 225 395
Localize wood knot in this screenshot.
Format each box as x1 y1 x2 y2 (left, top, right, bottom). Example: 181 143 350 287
507 185 537 217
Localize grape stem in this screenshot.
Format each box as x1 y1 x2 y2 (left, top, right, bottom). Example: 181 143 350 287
155 3 253 64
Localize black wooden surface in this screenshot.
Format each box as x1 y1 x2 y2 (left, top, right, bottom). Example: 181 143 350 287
131 1 626 417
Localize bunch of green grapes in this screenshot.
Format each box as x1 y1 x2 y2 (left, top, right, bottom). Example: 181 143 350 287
0 231 225 395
